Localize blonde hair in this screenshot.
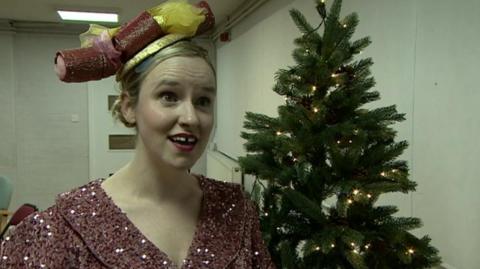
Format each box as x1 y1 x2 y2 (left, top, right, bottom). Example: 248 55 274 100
111 40 215 129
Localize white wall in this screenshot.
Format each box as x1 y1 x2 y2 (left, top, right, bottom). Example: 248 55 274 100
412 1 480 267
87 76 135 179
0 32 90 211
215 0 479 268
0 33 17 190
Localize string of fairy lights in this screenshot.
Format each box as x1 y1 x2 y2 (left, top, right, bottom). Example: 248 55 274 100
267 68 417 257
258 0 419 260
263 129 416 256
269 134 417 253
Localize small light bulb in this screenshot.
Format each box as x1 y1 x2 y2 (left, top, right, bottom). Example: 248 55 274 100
351 242 355 246
408 248 414 254
380 172 386 176
276 131 282 136
331 73 337 78
315 246 320 251
337 140 341 144
313 107 319 113
349 140 352 143
353 249 359 253
353 189 360 195
343 24 347 28
365 244 370 249
367 194 372 198
392 169 397 172
312 85 317 91
293 158 297 162
264 212 269 216
331 244 335 248
347 199 353 204
336 83 340 87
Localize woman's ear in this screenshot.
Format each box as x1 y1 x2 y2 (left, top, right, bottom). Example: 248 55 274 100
120 92 136 125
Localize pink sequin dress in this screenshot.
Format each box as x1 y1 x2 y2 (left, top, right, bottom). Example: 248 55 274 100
0 174 276 268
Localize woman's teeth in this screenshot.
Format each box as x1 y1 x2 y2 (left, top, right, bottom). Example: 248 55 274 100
169 137 197 145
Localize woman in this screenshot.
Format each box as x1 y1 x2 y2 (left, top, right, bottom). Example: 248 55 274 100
0 1 275 268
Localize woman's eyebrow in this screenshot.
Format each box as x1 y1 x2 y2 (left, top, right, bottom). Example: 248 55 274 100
155 79 216 95
154 79 180 88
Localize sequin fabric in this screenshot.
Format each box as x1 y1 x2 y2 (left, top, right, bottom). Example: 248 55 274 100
58 46 117 82
0 174 276 268
113 11 164 61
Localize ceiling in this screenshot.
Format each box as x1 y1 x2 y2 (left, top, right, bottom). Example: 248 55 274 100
0 0 247 28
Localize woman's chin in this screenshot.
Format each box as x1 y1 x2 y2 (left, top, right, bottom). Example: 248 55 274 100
168 156 198 170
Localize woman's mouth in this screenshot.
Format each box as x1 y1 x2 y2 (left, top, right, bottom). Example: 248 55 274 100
168 136 197 152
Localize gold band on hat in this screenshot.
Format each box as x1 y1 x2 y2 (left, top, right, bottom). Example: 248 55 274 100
116 33 189 81
55 0 214 83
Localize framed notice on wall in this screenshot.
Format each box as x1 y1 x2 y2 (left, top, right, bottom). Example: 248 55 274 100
109 135 135 150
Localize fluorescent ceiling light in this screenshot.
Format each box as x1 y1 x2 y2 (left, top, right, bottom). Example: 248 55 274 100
57 10 118 23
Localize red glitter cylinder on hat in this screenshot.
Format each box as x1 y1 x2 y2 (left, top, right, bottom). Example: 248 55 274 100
55 47 118 82
113 2 215 61
195 1 215 35
113 11 164 62
54 1 216 83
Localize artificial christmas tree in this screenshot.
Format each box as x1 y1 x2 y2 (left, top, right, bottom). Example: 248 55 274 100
238 0 442 268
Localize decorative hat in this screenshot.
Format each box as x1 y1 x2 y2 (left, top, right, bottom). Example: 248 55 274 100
54 0 215 83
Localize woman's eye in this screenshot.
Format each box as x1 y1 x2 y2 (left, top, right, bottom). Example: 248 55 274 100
159 91 211 107
198 97 211 106
159 92 177 102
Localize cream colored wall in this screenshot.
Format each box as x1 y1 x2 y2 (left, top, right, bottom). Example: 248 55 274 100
214 0 479 268
205 149 242 184
0 33 16 187
0 33 90 211
412 1 480 267
87 76 135 179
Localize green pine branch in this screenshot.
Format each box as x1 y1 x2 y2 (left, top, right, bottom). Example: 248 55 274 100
239 0 442 267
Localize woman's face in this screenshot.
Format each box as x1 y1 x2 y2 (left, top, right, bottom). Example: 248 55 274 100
132 56 216 170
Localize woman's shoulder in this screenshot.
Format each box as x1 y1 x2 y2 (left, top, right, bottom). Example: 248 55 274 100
1 178 103 239
199 174 242 191
0 204 84 267
198 175 260 219
198 175 249 202
0 180 102 268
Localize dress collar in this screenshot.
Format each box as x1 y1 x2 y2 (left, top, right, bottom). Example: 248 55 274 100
56 174 247 268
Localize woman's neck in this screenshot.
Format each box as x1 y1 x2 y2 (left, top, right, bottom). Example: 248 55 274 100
101 157 198 207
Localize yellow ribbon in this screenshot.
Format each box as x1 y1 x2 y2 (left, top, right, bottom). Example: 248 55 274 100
79 24 120 48
78 0 207 80
148 0 205 36
78 0 205 48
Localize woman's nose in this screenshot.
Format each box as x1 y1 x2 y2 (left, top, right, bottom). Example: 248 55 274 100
178 101 199 126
